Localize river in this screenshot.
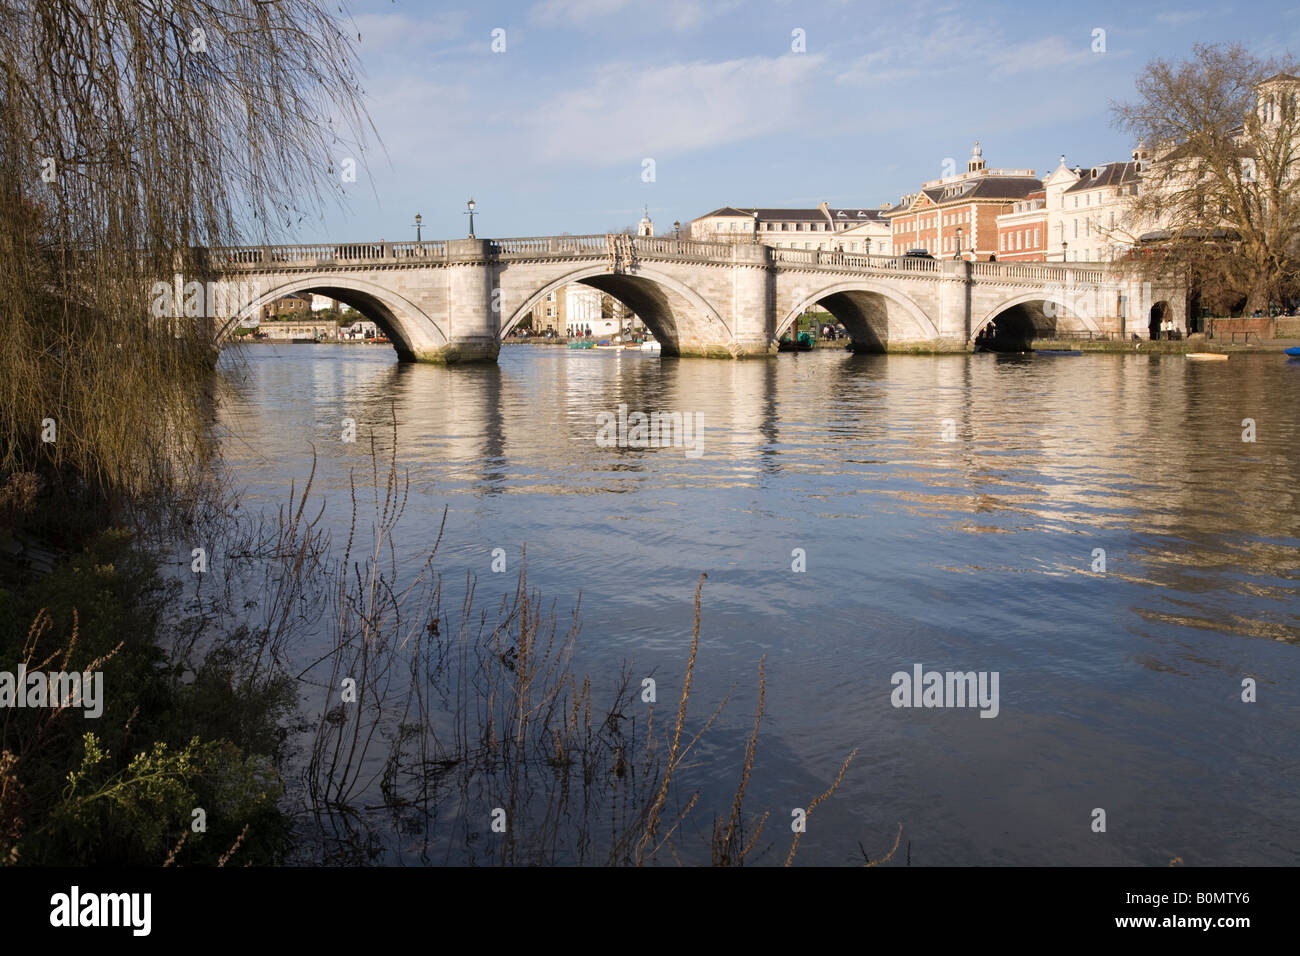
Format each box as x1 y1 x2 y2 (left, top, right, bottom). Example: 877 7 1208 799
214 344 1300 865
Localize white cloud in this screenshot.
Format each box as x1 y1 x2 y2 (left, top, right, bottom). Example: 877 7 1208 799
837 15 1094 87
528 54 829 164
530 0 740 32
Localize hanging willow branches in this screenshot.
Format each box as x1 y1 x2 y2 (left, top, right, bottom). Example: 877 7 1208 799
0 0 374 506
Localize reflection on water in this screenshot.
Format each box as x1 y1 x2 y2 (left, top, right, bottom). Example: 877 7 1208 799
216 344 1300 865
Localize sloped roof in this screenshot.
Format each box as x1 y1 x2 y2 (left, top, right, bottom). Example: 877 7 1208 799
1158 140 1257 162
695 206 885 222
1064 161 1140 192
896 176 1042 210
694 206 757 219
830 207 886 222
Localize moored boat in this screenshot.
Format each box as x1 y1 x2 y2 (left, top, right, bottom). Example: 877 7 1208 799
1187 352 1229 360
1285 346 1300 356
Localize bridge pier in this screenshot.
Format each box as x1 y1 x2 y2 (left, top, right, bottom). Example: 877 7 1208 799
425 238 500 364
729 243 777 357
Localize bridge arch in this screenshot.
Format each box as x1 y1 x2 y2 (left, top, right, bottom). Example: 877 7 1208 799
501 264 733 355
972 291 1101 348
776 280 940 350
228 275 448 361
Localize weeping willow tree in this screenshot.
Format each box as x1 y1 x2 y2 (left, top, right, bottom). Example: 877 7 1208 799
0 0 373 515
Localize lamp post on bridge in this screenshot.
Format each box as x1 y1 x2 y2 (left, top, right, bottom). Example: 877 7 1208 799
955 226 962 260
413 213 422 243
465 198 477 239
674 220 681 239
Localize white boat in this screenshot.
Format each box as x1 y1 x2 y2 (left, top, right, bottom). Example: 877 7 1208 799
1187 352 1229 360
640 340 661 351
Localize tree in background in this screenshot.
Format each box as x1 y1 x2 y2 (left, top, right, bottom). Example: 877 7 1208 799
1113 44 1300 315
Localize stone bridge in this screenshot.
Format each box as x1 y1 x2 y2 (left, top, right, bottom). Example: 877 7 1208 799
206 235 1186 362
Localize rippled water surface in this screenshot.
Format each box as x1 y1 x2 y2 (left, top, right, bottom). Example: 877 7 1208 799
216 344 1300 865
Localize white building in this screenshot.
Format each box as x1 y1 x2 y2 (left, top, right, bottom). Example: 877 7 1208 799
1043 155 1141 262
690 203 890 253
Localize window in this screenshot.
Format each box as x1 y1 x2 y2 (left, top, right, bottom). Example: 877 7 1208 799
1001 234 1007 251
1084 219 1090 237
1073 220 1078 238
1033 228 1039 247
1073 196 1079 208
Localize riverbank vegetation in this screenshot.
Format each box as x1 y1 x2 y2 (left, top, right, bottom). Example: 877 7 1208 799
0 0 369 865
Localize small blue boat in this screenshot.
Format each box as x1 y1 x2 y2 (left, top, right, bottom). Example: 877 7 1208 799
1285 346 1300 356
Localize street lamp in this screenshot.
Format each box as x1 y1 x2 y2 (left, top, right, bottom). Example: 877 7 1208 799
955 226 964 259
413 213 422 243
865 238 872 256
465 198 477 239
1062 240 1069 263
673 220 681 239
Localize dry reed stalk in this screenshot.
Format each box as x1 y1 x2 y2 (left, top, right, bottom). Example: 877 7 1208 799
863 823 903 867
217 823 249 867
162 830 187 867
715 654 765 865
635 572 705 864
784 748 858 867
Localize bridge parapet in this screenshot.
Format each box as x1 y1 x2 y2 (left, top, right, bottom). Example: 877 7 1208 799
770 248 940 273
212 241 449 269
970 260 1106 284
490 235 606 256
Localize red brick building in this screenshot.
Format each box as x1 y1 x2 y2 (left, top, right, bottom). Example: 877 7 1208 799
994 190 1048 261
885 142 1042 260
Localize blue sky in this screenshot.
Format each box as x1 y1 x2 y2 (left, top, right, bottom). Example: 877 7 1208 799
303 0 1300 243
